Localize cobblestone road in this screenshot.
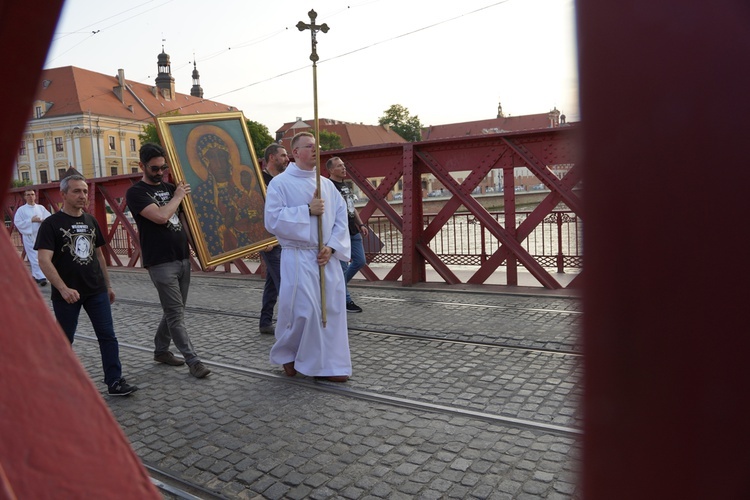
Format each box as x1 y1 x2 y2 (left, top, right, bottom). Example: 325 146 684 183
54 269 582 499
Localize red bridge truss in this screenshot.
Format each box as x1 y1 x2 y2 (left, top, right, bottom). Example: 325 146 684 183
5 126 580 289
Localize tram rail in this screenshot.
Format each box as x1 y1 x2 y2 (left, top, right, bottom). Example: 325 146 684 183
79 335 581 440
116 297 582 355
146 463 226 499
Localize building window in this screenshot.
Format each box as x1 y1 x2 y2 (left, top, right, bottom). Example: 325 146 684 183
110 166 118 176
130 138 137 152
21 171 30 182
131 167 139 173
35 106 43 118
19 142 26 156
40 170 48 184
109 136 116 150
58 168 66 178
55 137 64 152
36 139 44 154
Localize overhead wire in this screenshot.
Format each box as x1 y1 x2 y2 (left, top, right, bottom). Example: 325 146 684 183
46 0 511 135
207 1 509 101
47 0 175 64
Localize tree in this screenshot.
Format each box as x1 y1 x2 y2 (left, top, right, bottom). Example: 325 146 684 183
138 111 181 147
319 129 343 151
378 104 423 142
245 120 274 159
138 122 161 146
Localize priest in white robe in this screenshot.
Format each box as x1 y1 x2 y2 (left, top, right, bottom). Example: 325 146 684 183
14 189 51 284
264 132 352 381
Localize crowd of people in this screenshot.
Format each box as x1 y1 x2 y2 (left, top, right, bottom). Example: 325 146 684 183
18 133 367 395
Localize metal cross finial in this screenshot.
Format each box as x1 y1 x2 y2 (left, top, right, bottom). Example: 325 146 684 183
296 9 329 63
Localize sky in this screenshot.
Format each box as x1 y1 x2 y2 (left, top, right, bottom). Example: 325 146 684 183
45 0 579 134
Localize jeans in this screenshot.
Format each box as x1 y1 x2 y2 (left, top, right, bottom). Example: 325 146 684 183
260 246 281 328
148 259 199 366
53 291 122 387
340 232 365 303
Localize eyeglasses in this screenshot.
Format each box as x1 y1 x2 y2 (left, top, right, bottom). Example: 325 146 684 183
296 144 315 150
149 165 169 173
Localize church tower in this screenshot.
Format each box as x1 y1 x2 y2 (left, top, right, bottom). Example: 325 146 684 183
155 46 176 100
190 59 204 98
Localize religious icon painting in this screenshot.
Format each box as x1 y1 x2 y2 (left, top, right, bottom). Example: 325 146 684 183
154 111 276 269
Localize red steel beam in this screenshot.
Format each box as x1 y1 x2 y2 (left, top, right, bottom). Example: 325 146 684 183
417 149 563 289
319 129 578 288
0 0 160 497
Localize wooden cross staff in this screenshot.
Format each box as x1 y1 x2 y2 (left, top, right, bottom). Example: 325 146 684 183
297 9 330 326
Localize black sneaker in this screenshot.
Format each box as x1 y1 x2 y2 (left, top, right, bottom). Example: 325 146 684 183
108 378 138 396
346 301 363 313
259 324 275 335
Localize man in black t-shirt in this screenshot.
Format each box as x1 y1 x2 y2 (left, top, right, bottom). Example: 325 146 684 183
36 174 137 396
325 157 368 313
126 143 210 379
258 143 289 334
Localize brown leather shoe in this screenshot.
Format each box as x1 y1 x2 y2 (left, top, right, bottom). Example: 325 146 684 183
154 351 185 366
283 362 297 377
320 376 349 383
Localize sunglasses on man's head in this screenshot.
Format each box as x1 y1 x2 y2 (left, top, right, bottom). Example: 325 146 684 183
149 165 169 173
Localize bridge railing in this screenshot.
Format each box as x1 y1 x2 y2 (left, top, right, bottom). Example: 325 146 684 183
365 209 582 272
5 126 582 289
9 207 582 268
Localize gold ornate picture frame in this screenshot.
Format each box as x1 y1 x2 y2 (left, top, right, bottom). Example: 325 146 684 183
155 111 274 269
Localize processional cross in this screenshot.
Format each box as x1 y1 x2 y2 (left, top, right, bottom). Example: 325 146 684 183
297 9 330 326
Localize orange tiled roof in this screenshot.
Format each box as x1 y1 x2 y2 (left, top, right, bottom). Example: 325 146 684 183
323 122 407 147
421 113 558 141
276 118 407 149
33 66 236 123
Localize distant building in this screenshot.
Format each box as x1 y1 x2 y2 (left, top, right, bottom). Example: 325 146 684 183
420 106 571 196
275 117 406 153
274 107 572 201
421 107 564 141
14 49 236 184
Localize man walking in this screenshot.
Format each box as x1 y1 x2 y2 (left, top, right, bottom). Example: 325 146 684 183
258 143 289 334
126 142 211 379
325 157 368 313
36 174 137 396
14 189 51 285
264 132 352 382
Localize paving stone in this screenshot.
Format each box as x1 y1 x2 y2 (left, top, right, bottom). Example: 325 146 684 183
63 270 582 499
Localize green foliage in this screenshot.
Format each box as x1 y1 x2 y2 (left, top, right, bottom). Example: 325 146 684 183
378 104 423 142
319 129 344 151
138 122 161 146
11 179 32 188
245 120 274 159
139 111 182 147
